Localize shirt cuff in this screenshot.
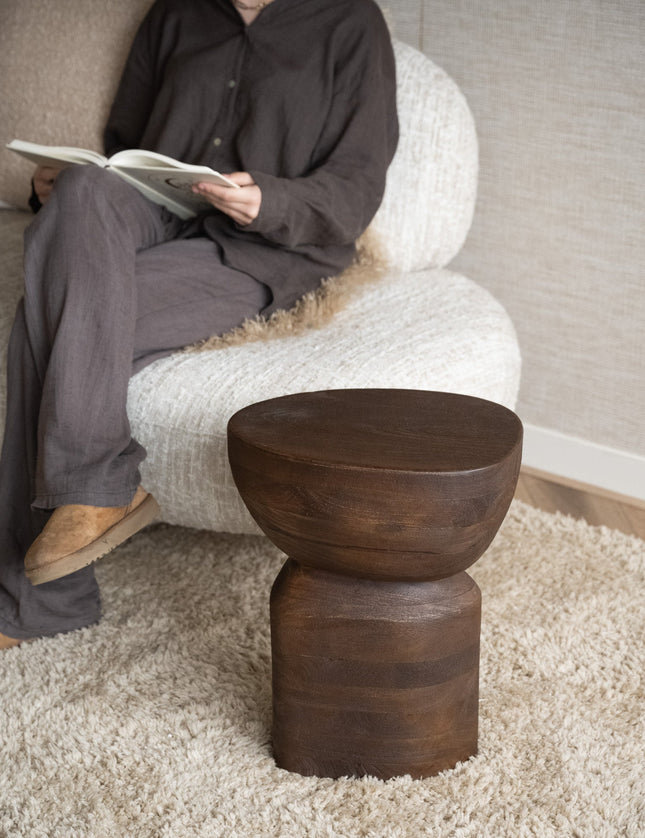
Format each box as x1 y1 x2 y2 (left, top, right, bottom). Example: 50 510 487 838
29 179 42 213
244 170 292 242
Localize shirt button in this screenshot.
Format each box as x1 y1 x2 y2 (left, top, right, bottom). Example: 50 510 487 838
213 137 222 147
228 79 236 88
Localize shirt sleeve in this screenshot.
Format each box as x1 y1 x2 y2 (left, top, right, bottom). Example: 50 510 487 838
29 179 42 214
103 1 167 156
245 10 398 250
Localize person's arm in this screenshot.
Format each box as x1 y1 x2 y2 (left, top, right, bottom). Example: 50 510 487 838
195 9 398 248
103 1 167 156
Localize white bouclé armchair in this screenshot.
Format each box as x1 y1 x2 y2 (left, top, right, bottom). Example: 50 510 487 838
0 2 521 535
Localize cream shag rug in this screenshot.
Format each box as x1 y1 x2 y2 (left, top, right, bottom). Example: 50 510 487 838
1 501 643 838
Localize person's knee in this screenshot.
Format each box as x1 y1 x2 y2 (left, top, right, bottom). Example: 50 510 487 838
53 164 116 201
52 166 139 220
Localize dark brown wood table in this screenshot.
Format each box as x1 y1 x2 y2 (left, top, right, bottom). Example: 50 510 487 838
227 389 523 780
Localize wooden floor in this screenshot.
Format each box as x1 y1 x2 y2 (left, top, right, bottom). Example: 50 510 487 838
514 467 645 540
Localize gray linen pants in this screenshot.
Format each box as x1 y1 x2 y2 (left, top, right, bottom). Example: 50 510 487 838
0 165 270 640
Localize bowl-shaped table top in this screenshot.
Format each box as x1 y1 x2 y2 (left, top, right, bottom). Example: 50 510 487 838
228 389 523 580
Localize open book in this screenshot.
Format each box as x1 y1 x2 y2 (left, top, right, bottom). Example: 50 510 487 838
6 139 239 219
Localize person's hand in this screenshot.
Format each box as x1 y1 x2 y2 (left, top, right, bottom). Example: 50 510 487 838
192 172 261 226
33 166 62 205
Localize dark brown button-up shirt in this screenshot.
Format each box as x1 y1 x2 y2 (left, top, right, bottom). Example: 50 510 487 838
105 0 398 315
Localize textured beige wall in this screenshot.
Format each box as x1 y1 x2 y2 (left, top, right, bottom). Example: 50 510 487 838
0 0 152 209
385 0 645 457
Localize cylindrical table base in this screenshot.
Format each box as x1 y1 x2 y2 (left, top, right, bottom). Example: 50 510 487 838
270 559 482 780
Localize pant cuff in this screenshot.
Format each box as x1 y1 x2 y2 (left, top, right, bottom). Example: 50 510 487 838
32 484 140 511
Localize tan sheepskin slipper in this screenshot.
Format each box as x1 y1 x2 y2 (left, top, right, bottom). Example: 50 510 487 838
25 487 160 586
0 632 24 650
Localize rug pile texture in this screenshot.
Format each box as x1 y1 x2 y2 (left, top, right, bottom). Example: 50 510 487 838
1 501 643 837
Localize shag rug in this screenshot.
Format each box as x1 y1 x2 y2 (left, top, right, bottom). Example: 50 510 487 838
1 501 643 838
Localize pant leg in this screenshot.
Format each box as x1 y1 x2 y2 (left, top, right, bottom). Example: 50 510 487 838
0 166 183 639
26 166 185 509
0 167 270 639
0 301 102 639
131 237 270 372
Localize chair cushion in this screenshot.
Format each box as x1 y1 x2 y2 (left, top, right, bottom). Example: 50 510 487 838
371 41 479 272
127 266 520 534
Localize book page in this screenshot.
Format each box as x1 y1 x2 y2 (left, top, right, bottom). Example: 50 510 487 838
109 149 238 188
113 165 237 191
109 149 191 169
113 169 217 219
6 139 108 168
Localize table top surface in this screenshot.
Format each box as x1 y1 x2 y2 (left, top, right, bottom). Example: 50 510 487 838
228 389 523 473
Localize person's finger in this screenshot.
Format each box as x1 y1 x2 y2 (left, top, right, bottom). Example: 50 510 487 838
222 171 256 187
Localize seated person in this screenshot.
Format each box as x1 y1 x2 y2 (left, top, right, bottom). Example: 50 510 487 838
0 0 398 648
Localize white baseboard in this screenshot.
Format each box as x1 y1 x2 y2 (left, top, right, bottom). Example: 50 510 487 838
522 424 645 503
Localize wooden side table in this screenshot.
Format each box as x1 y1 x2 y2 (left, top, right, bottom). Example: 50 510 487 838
228 389 522 780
